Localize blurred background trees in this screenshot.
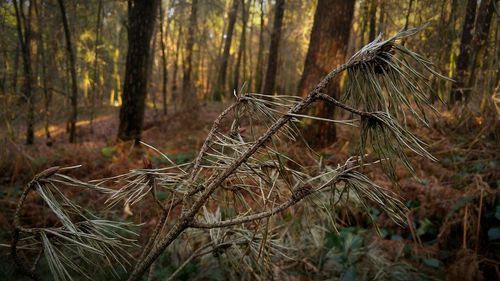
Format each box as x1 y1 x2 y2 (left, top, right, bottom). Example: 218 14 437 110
0 0 497 145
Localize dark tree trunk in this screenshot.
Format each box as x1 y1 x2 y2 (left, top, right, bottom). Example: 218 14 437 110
13 0 34 145
57 0 78 143
181 0 198 106
214 0 239 101
467 0 495 93
368 0 377 42
401 0 414 46
297 0 355 147
450 0 477 104
255 0 265 93
117 0 160 142
262 0 285 96
160 0 170 115
233 0 249 92
90 0 103 134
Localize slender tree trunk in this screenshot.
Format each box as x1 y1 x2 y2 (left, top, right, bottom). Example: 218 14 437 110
400 0 414 46
255 0 265 93
181 0 198 106
117 0 160 142
368 0 377 41
359 0 368 46
297 0 355 147
467 0 495 95
160 0 170 115
0 51 5 97
172 24 182 111
262 0 285 96
450 0 477 104
233 0 249 92
444 0 458 85
57 0 78 143
13 0 35 145
377 0 385 35
214 0 239 101
149 27 158 112
90 0 103 134
35 0 52 145
12 43 20 98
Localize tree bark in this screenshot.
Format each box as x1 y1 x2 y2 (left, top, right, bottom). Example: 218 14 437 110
181 0 198 106
214 0 239 101
368 0 377 42
172 24 183 111
400 0 414 46
90 0 103 134
262 0 285 96
233 0 249 92
255 0 265 93
149 26 158 112
377 0 385 35
466 0 495 94
160 0 170 115
449 0 477 104
13 0 35 145
297 0 355 147
35 0 52 146
117 0 160 142
57 0 78 143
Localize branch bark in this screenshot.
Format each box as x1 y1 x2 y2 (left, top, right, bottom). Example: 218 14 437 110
127 60 356 281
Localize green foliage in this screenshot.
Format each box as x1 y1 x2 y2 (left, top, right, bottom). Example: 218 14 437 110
100 146 116 158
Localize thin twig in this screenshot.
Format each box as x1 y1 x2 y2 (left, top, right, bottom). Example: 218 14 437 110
189 185 314 229
128 62 354 281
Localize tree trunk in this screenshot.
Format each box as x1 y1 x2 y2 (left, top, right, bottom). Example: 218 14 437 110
214 0 239 101
57 0 78 143
90 0 103 134
233 0 249 92
255 0 265 93
181 0 198 106
149 26 158 112
12 43 20 99
359 0 368 46
35 0 52 146
117 0 160 142
13 0 35 145
377 0 385 35
449 0 477 104
262 0 285 96
297 0 355 147
400 0 414 46
160 0 170 115
368 0 377 42
467 0 495 94
172 24 183 111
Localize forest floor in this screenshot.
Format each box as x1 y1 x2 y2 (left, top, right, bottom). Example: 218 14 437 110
0 103 499 280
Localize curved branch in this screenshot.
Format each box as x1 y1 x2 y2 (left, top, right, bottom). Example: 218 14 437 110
189 186 314 229
317 93 371 117
187 100 242 183
11 167 60 280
